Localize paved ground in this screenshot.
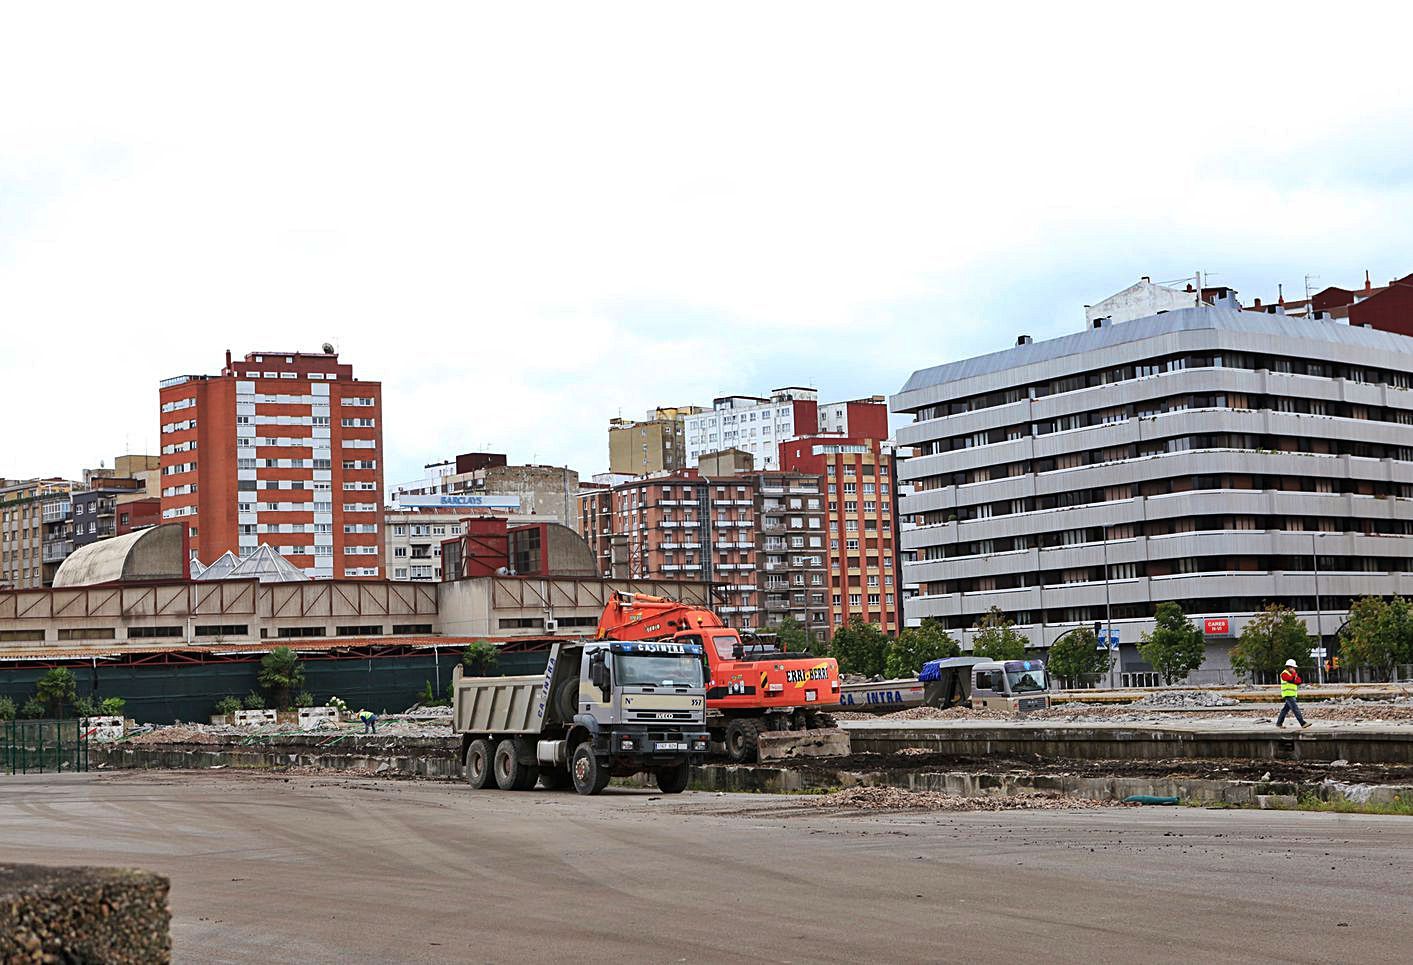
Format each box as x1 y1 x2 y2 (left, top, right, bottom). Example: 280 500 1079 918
2 772 1411 964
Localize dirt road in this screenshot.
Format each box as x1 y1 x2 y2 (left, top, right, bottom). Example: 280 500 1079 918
1 772 1410 963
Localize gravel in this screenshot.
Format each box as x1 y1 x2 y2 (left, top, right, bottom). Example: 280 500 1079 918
804 786 1114 811
0 864 170 964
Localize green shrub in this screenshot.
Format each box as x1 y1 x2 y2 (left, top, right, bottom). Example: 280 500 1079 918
19 697 46 719
36 667 78 718
294 691 315 708
242 691 266 711
214 696 242 717
72 696 97 719
462 640 498 676
99 697 127 716
0 696 15 721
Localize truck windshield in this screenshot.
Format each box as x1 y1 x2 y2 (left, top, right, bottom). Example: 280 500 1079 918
615 655 704 688
1006 668 1047 693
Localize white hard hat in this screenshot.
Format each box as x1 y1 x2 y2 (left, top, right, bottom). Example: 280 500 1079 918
1284 659 1298 667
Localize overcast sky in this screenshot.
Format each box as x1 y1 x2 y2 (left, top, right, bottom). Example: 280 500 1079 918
4 2 1412 487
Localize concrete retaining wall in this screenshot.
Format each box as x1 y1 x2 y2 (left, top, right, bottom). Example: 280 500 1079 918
843 723 1413 764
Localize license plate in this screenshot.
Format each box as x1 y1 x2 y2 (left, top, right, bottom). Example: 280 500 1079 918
804 691 817 702
655 742 684 751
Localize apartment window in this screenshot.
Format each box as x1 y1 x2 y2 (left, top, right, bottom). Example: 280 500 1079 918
276 626 326 638
127 626 183 639
335 624 384 636
392 623 435 635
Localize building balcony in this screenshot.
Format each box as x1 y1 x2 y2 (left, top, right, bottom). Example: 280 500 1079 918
662 564 682 572
42 540 73 563
41 502 72 523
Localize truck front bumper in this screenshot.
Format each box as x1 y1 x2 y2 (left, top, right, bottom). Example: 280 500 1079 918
598 727 711 763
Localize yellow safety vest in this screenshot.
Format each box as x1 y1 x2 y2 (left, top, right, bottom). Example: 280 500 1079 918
1280 672 1299 698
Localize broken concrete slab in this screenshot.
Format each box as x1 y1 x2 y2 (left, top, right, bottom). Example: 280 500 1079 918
757 728 851 762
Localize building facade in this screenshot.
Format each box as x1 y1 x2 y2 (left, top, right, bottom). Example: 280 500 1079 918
780 437 901 636
753 471 831 640
0 479 79 589
391 453 579 531
684 389 891 471
158 349 384 579
684 388 820 470
607 406 704 475
577 472 760 627
892 304 1413 678
383 510 469 582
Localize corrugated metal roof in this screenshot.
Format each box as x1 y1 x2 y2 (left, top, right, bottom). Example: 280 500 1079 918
897 306 1413 398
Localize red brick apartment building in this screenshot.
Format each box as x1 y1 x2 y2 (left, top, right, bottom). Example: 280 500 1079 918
580 472 761 626
781 435 901 635
158 349 384 579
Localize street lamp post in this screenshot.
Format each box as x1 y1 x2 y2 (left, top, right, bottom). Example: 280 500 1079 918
1312 531 1324 685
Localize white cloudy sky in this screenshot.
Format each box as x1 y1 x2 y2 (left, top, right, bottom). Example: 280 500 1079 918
3 2 1412 486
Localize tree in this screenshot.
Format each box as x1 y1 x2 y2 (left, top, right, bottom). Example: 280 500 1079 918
35 667 78 718
19 697 45 719
1230 604 1313 683
1138 603 1208 685
885 621 960 678
829 618 890 677
1046 627 1112 688
462 640 498 676
774 617 810 654
971 607 1028 661
1341 596 1413 682
257 647 305 710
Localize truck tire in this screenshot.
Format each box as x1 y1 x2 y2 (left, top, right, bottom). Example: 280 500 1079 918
465 738 495 790
807 711 835 729
554 679 580 720
724 718 762 763
570 743 611 796
655 761 691 794
494 738 538 791
538 765 571 791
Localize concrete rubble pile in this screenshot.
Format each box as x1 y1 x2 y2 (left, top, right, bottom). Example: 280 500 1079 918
1129 690 1239 708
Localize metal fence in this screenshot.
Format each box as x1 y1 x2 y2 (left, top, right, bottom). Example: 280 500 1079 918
2 719 89 775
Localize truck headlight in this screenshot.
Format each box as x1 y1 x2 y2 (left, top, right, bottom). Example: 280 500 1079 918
619 736 636 751
692 739 708 751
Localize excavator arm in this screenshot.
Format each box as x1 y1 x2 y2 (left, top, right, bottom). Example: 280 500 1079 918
596 591 726 641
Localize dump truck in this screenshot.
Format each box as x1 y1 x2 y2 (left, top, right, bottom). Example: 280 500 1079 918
597 592 841 762
452 639 710 795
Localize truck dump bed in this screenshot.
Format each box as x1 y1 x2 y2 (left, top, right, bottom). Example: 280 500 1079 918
452 673 545 735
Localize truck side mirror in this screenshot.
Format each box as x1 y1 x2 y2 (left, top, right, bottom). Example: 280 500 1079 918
589 651 611 695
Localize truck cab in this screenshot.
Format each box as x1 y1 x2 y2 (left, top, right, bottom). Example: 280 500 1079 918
969 659 1051 713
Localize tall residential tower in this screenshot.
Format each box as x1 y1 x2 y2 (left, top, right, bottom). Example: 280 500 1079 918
158 349 384 579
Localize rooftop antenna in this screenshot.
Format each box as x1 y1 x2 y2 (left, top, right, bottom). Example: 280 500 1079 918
1305 274 1319 306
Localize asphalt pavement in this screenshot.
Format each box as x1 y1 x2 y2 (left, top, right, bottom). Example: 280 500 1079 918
1 772 1410 964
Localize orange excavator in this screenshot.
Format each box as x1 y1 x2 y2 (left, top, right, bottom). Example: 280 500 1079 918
597 591 840 762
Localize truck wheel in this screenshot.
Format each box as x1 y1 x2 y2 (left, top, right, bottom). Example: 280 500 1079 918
494 738 538 791
655 761 691 794
538 765 571 791
465 738 495 790
554 679 580 720
806 711 835 729
570 743 611 795
724 718 761 763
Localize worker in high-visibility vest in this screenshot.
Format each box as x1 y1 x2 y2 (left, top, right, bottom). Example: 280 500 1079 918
1275 659 1310 729
357 708 378 734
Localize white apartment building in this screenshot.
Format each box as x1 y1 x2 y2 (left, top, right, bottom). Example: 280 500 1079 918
684 388 819 471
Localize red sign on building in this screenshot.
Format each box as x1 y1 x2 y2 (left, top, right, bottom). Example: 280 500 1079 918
1204 618 1230 636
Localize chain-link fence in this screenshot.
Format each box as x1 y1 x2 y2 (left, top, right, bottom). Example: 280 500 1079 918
2 719 89 775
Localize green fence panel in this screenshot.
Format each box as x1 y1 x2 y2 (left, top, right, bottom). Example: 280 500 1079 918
3 719 89 775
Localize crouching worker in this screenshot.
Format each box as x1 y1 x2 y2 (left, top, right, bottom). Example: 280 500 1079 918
358 708 378 734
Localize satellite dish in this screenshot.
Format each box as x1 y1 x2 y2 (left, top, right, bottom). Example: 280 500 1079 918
322 342 335 354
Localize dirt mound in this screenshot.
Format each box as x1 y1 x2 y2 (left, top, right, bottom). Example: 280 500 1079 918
1129 690 1238 708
